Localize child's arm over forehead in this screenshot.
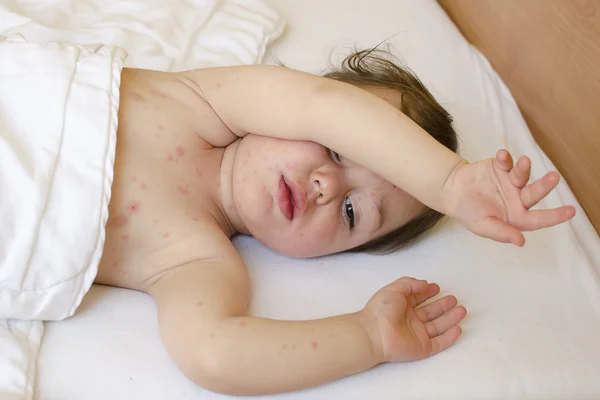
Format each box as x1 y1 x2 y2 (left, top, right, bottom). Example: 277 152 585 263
181 65 462 214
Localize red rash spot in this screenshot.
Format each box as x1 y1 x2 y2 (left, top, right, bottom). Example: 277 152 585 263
239 321 247 327
195 167 203 177
162 233 170 238
382 300 391 305
177 186 189 195
121 234 129 241
111 262 117 268
311 341 318 350
110 215 128 228
167 155 174 162
176 146 184 156
195 301 203 307
158 124 164 130
131 176 137 182
127 201 142 213
192 217 199 222
281 344 287 350
216 82 222 88
140 183 147 190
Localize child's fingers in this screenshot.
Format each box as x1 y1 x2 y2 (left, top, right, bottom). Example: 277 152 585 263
522 206 576 231
391 278 429 297
429 325 463 357
521 171 559 209
494 149 513 171
509 156 531 189
475 218 525 246
413 283 440 306
425 306 467 337
416 295 457 323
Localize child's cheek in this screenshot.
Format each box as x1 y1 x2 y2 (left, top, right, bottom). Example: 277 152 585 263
295 222 338 254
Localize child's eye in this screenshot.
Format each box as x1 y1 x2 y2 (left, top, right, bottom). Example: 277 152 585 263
330 149 341 162
343 196 355 229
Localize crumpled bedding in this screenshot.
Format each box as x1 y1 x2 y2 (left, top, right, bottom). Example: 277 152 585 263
0 35 126 399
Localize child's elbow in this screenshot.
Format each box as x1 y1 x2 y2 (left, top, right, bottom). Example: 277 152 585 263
178 345 258 396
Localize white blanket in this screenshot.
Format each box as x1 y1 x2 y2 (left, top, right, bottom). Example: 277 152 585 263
0 36 126 399
0 0 284 71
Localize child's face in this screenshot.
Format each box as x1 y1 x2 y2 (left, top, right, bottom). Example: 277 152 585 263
229 135 424 257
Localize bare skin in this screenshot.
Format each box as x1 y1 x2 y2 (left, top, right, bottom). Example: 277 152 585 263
96 69 235 290
95 66 574 395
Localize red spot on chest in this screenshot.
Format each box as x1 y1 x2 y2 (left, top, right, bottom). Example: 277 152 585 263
140 183 147 190
239 321 247 327
162 232 170 238
176 146 185 157
127 200 142 213
311 341 318 350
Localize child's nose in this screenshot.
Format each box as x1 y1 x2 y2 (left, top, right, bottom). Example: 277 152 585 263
310 170 344 206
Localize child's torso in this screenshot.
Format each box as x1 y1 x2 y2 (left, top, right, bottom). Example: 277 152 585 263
95 68 236 291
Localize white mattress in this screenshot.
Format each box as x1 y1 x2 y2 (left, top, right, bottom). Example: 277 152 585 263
10 0 600 399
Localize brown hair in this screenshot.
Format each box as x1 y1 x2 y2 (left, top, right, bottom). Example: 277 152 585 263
323 48 459 254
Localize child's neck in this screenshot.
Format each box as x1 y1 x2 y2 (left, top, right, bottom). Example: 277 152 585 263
217 139 249 237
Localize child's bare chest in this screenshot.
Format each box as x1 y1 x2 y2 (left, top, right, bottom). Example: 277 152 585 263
95 71 233 291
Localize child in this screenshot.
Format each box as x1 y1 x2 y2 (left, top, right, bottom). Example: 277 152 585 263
1 41 572 395
89 48 575 394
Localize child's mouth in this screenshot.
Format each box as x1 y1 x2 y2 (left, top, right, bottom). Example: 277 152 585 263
277 175 294 220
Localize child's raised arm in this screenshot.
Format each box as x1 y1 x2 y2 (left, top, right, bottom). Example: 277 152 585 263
182 65 461 214
181 65 574 245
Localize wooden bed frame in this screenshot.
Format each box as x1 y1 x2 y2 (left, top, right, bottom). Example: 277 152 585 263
438 0 600 235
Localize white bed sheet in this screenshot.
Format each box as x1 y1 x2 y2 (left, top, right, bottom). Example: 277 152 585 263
30 0 600 399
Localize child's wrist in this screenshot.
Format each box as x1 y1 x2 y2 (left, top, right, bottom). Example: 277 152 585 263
439 159 469 217
355 310 386 365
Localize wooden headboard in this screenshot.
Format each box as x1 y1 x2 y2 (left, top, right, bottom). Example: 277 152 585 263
438 0 600 235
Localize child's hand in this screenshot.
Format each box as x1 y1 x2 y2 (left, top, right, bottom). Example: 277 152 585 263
360 278 466 363
443 149 576 246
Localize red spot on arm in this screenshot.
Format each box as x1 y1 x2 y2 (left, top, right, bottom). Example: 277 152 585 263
120 234 129 241
162 232 170 238
167 155 174 162
239 321 247 327
158 124 164 130
140 183 147 190
177 185 189 195
176 146 184 157
311 341 318 350
195 301 203 307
